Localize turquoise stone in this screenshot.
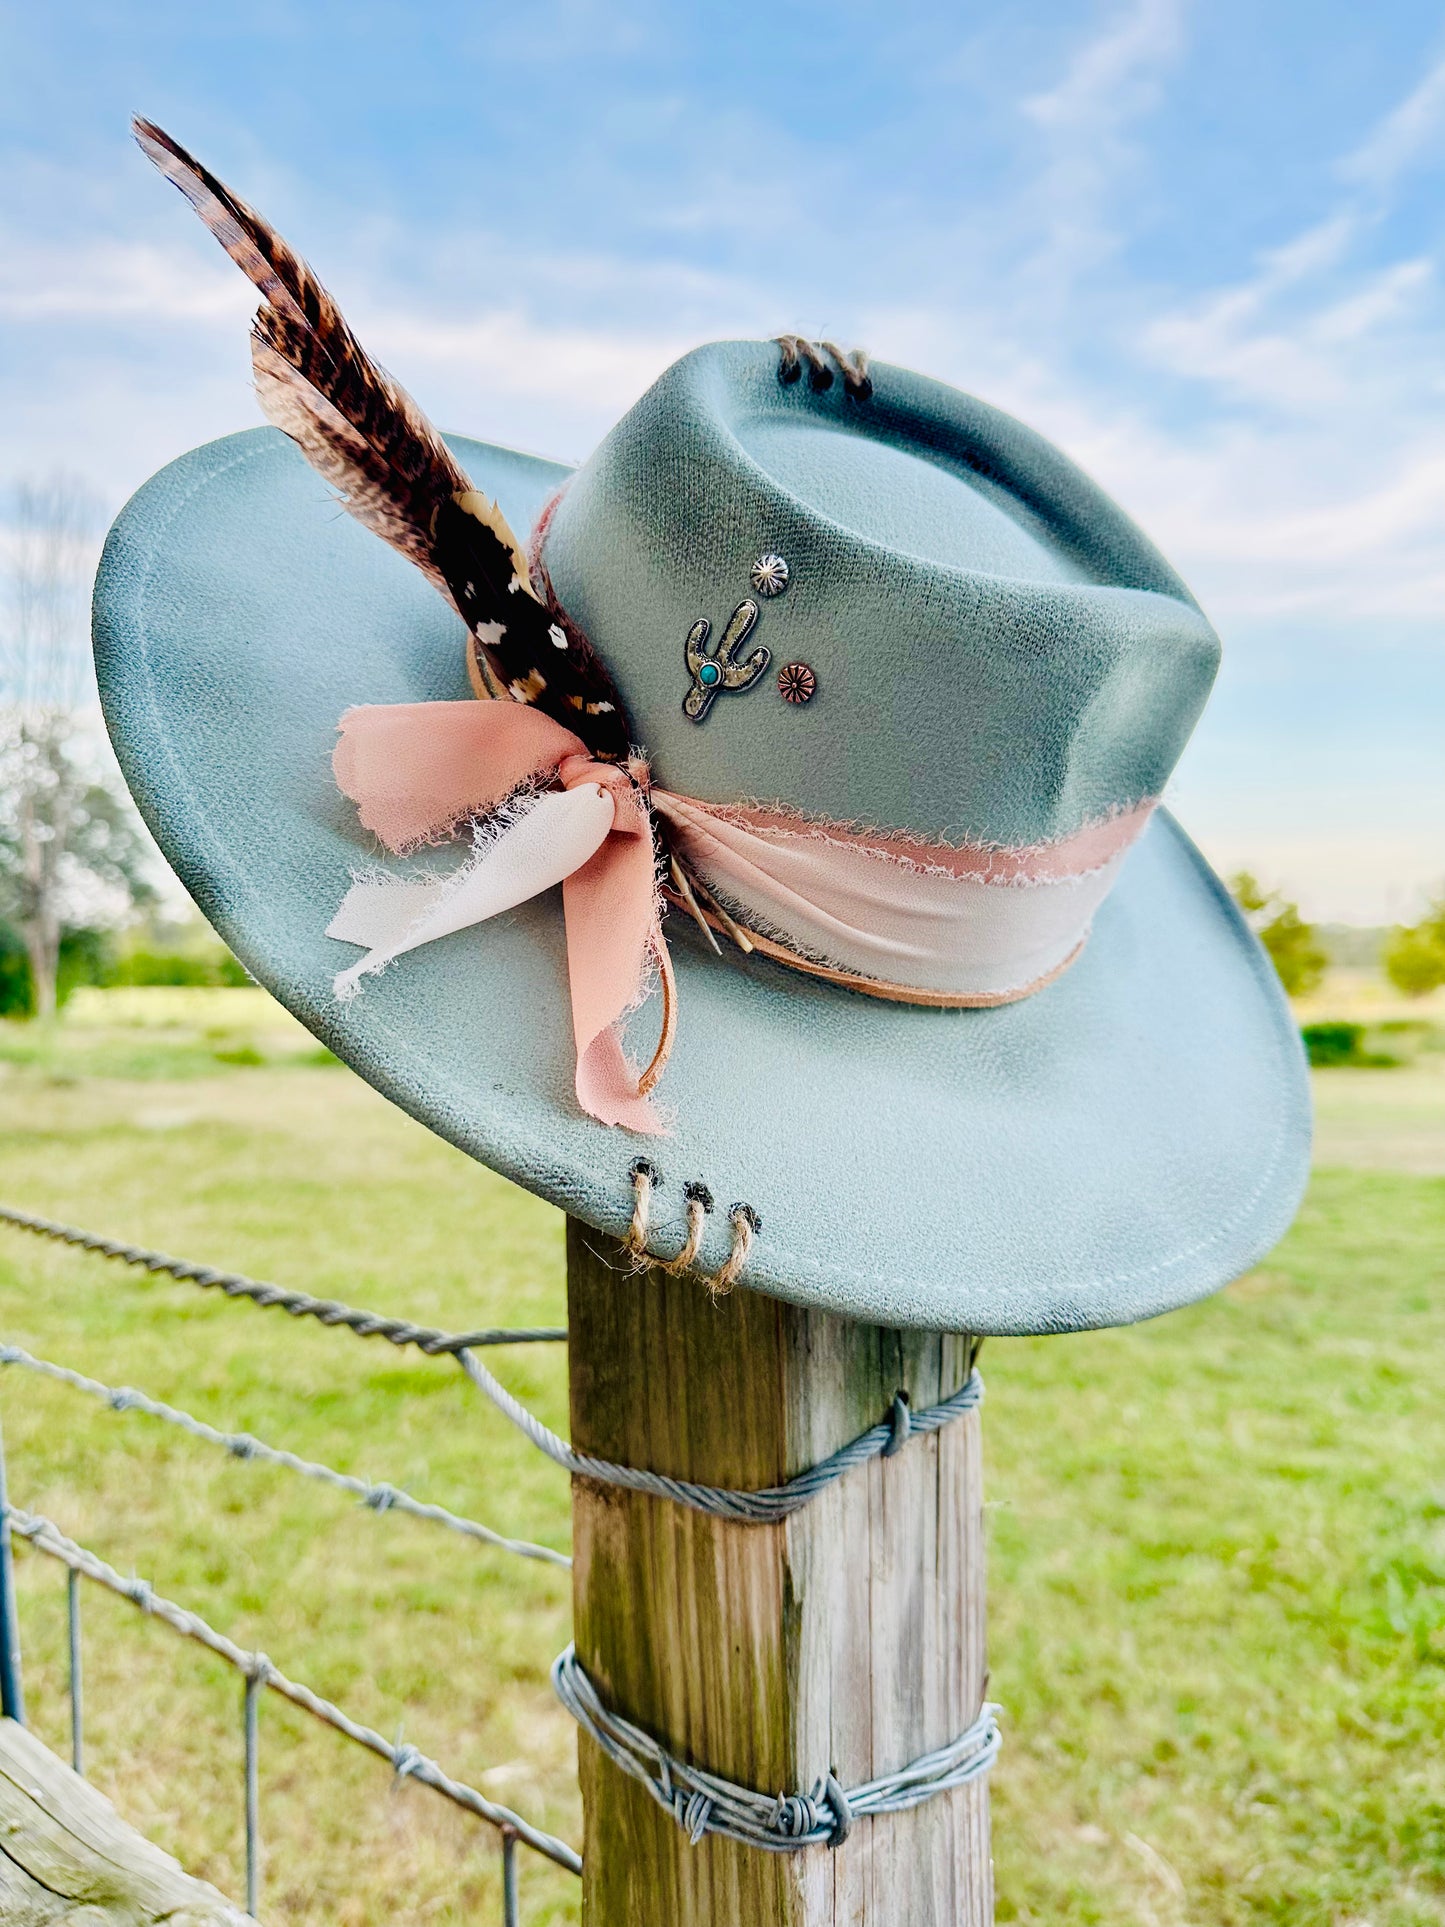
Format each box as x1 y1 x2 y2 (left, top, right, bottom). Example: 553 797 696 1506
698 660 721 686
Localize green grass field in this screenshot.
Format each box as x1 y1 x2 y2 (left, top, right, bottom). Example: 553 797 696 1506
1 991 1442 1925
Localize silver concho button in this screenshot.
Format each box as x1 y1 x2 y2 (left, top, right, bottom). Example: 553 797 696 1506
750 554 790 598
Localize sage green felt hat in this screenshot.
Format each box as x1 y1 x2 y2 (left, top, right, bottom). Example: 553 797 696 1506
93 339 1311 1333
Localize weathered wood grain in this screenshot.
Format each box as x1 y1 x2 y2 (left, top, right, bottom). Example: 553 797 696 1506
567 1220 992 1926
0 1717 252 1925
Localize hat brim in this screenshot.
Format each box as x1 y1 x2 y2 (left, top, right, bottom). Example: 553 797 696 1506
94 426 1311 1335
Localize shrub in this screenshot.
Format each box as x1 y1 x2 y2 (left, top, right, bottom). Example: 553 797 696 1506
112 946 250 987
0 921 251 1012
1302 1022 1363 1067
1300 1022 1402 1069
1383 901 1445 999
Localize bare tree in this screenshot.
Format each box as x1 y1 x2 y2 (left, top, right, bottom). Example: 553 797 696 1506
0 479 157 1017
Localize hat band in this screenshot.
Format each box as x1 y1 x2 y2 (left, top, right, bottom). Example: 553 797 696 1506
654 792 1152 1005
324 699 1154 1133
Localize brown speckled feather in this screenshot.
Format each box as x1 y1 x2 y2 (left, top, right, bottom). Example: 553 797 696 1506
133 118 630 758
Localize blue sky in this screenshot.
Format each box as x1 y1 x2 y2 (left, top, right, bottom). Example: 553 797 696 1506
4 0 1444 921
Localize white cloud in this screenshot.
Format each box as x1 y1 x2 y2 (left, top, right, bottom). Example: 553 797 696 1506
0 237 251 325
12 44 1445 643
0 219 734 493
854 282 1445 627
1140 257 1433 413
1340 48 1445 194
1018 0 1187 278
1022 0 1184 133
1007 51 1445 629
378 308 709 416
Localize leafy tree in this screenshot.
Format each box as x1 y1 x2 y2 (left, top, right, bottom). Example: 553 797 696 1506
1229 871 1328 999
0 480 160 1017
1383 896 1445 999
0 721 158 1015
0 920 120 1019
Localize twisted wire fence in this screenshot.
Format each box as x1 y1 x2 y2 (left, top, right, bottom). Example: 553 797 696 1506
0 1343 570 1569
0 1201 991 1915
0 1204 568 1354
0 1204 580 1924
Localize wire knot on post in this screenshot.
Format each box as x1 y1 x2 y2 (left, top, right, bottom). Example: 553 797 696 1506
882 1391 912 1457
822 1773 853 1848
457 1350 983 1525
770 1791 818 1838
552 1645 1000 1854
680 1790 714 1845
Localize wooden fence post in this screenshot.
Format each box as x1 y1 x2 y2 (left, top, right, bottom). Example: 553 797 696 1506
566 1220 992 1925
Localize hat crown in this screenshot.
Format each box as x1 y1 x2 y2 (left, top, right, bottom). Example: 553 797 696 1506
541 341 1219 848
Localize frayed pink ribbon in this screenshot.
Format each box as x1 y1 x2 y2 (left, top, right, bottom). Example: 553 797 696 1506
329 701 1154 1135
332 702 668 1133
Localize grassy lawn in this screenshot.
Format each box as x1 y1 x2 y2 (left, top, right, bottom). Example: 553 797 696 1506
0 990 1442 1924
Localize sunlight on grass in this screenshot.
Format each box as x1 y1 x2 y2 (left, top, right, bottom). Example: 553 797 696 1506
0 989 1442 1924
1293 967 1445 1026
1 986 336 1081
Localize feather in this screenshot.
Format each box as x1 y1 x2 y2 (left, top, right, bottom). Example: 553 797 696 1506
133 118 631 758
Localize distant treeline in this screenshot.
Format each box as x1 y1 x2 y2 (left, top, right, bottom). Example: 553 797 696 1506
0 920 249 1017
1230 878 1445 1002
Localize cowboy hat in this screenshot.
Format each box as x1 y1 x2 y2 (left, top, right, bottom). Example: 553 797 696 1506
91 124 1311 1333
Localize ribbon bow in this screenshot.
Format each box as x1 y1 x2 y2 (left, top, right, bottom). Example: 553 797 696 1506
327 700 1153 1137
329 702 673 1134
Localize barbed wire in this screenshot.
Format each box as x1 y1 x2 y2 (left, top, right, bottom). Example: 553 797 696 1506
0 1205 566 1355
4 1502 582 1877
0 1343 570 1569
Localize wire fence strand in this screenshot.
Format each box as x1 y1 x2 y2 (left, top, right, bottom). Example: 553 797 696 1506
457 1347 984 1524
4 1502 582 1877
1 1201 983 1528
0 1342 570 1569
0 1201 996 1882
553 1643 1000 1852
0 1205 566 1355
